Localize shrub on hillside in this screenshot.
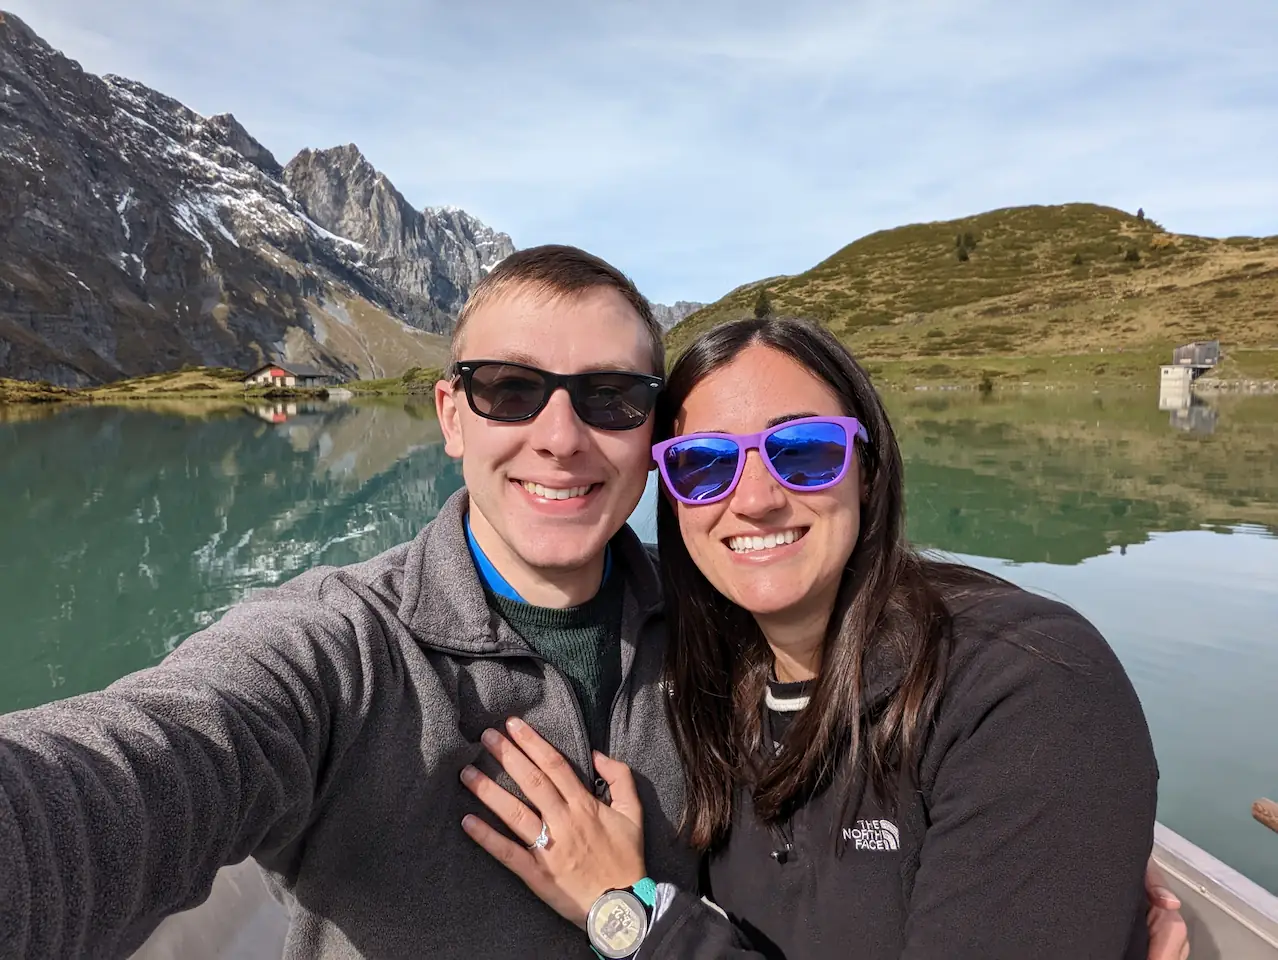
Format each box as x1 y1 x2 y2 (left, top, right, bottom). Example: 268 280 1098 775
753 288 773 319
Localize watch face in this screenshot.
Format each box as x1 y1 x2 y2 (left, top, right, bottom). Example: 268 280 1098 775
587 889 649 959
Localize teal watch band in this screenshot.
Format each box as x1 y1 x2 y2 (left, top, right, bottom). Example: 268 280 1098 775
631 876 657 909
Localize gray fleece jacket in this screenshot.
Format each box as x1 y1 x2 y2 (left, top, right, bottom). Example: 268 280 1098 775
0 489 698 958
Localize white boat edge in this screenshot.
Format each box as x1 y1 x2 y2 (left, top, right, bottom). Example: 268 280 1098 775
1153 821 1278 958
129 821 1278 959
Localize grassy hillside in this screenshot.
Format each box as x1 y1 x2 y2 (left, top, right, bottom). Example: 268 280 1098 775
0 378 82 404
667 204 1278 387
346 365 445 396
86 367 256 398
0 366 328 406
1 363 448 407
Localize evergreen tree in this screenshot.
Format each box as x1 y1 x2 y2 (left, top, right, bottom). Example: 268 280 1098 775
753 288 773 319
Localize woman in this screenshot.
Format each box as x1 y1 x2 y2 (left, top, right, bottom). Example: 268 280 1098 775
459 317 1184 959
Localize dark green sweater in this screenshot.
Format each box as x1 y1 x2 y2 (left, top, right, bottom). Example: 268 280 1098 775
489 574 624 752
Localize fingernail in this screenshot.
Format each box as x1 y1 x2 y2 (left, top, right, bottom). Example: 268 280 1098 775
461 815 477 832
506 716 525 733
460 765 478 784
1155 887 1181 907
481 728 500 747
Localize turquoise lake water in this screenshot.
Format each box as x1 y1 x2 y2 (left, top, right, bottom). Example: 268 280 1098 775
1 391 1275 892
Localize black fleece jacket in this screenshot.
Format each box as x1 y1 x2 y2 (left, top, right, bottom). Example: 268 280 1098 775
645 585 1159 960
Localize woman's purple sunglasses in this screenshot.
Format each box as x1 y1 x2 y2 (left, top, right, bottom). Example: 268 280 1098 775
651 415 870 506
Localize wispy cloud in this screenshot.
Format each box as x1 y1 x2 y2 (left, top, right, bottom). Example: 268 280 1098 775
8 0 1277 302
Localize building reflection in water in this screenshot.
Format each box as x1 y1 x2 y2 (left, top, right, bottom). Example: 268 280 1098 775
247 402 331 424
1158 378 1218 435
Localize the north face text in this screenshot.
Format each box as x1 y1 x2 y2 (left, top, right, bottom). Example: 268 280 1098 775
842 819 900 851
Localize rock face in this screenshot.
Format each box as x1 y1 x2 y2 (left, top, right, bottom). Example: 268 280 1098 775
284 146 513 333
650 301 706 330
0 13 511 385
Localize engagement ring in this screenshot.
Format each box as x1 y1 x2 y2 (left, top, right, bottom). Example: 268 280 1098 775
529 821 551 851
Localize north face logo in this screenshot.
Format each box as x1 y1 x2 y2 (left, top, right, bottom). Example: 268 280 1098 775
842 819 900 851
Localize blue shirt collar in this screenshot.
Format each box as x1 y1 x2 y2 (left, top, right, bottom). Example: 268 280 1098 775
464 514 612 605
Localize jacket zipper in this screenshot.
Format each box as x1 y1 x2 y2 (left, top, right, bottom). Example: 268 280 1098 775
419 603 658 805
762 701 798 864
770 816 796 864
595 604 661 803
513 651 594 784
422 642 597 789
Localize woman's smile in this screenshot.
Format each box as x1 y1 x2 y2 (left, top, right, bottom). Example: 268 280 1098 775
724 526 809 555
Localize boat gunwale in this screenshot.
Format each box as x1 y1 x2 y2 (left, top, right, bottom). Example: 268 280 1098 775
1154 821 1278 949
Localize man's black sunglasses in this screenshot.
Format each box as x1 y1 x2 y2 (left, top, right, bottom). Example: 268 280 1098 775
451 360 664 431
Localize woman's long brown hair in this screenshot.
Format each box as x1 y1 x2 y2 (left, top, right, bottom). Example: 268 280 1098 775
656 317 1002 850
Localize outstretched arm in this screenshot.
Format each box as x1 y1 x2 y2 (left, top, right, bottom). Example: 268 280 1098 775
0 574 371 958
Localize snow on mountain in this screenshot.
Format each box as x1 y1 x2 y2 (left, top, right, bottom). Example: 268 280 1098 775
284 146 514 333
0 11 508 385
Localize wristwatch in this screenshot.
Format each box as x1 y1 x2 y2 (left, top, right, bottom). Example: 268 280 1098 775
586 877 658 959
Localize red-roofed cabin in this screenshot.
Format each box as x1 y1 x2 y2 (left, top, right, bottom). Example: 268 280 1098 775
243 362 337 388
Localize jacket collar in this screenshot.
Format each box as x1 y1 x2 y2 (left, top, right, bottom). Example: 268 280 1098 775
399 487 663 655
760 645 904 719
861 639 906 717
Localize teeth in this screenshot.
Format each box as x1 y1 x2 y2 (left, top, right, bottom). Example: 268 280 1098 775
728 529 804 553
521 481 593 501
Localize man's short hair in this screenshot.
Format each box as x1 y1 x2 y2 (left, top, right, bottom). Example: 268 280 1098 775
449 244 666 375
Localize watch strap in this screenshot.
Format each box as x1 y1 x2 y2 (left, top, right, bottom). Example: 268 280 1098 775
630 876 657 909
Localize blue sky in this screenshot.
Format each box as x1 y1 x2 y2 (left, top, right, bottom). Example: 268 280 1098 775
10 0 1278 303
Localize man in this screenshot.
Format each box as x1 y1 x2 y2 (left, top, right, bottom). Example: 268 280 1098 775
0 245 1187 959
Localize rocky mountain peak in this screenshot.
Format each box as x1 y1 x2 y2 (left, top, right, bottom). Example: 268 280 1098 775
2 11 108 116
0 14 695 383
284 147 514 331
650 300 706 330
204 112 282 178
284 144 417 252
291 143 381 187
0 15 513 384
0 11 39 51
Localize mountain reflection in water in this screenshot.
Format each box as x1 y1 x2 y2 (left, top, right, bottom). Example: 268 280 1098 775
0 400 460 710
